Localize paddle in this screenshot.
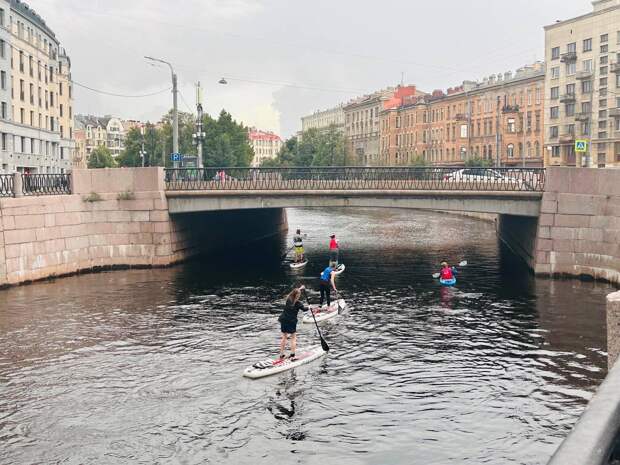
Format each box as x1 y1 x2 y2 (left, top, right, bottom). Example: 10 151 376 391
303 290 330 352
432 260 468 278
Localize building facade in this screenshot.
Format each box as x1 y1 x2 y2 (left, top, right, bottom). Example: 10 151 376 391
301 104 345 134
74 115 130 162
0 0 73 174
344 86 421 165
544 0 620 168
380 64 546 167
248 128 282 167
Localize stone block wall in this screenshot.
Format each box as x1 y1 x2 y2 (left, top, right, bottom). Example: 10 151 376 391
534 167 620 285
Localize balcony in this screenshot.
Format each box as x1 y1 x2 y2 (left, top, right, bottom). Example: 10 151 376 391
454 113 468 121
611 62 620 73
609 107 620 118
560 93 576 103
576 70 593 80
575 112 590 122
559 133 575 143
560 51 577 63
502 104 520 113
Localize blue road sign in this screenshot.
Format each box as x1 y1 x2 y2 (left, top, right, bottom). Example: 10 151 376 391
170 152 183 161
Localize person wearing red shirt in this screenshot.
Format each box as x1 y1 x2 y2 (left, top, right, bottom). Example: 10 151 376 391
329 234 339 267
439 262 456 280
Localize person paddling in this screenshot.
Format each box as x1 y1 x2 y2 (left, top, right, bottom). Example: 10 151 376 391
439 261 458 281
278 285 306 360
319 264 337 308
293 229 304 263
329 234 339 267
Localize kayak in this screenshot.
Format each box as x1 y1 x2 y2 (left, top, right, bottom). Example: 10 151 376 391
242 346 326 379
440 277 457 286
290 260 308 269
333 264 345 275
302 299 346 324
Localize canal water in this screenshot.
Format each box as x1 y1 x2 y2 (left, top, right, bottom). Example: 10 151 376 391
0 208 614 465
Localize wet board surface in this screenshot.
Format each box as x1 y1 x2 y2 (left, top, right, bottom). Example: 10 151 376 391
290 260 308 269
334 264 345 275
242 346 327 379
302 299 346 323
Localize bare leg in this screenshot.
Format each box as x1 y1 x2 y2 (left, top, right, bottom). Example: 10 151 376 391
290 334 297 357
279 333 288 357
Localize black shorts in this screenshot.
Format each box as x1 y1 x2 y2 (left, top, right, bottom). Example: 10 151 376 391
280 319 297 334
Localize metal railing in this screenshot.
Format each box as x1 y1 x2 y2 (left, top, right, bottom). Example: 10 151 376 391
22 174 71 196
0 174 14 197
164 167 546 192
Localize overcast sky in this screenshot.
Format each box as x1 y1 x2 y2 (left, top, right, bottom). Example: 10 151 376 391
33 0 590 137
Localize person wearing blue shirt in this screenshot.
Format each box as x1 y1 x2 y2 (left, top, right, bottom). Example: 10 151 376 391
319 265 337 307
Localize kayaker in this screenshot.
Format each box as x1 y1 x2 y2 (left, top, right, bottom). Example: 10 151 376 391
278 285 306 360
293 229 304 263
439 261 457 281
329 234 339 267
319 264 337 308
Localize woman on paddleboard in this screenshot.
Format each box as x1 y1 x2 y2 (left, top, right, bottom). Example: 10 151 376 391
319 265 337 308
278 285 307 360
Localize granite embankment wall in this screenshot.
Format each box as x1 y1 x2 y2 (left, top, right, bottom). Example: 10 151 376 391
534 167 620 286
0 168 287 286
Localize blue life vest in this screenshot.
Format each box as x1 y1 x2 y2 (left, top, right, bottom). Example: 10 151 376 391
320 266 333 282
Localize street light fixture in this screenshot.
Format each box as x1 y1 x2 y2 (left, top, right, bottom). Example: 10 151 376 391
145 56 179 167
219 78 228 85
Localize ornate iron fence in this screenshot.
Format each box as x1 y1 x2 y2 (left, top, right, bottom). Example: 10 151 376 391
22 174 71 196
164 167 546 192
0 174 14 197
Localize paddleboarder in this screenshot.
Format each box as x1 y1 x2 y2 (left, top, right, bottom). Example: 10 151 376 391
329 234 339 267
278 285 307 360
293 229 304 263
319 264 337 308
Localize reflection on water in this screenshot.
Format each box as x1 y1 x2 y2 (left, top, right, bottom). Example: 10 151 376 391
0 208 614 465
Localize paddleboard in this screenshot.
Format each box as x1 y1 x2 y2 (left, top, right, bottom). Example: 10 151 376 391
440 277 457 286
242 346 326 379
333 264 345 275
290 260 308 269
302 299 346 324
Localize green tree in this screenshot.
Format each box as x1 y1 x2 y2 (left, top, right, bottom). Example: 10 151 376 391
409 155 427 166
203 110 254 167
465 156 493 167
117 128 144 167
88 146 116 168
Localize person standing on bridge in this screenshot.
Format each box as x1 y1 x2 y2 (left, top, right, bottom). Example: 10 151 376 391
278 285 306 360
329 234 339 267
293 229 305 263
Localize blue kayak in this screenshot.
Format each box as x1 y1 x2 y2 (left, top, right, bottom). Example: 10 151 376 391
439 277 457 286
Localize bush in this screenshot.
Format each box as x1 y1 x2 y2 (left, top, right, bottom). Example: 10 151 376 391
83 192 102 202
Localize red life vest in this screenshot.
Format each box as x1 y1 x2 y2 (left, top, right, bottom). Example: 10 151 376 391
440 267 454 280
329 239 338 250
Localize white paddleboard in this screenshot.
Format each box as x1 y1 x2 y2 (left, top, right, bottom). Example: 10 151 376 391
290 260 308 269
242 346 326 379
333 264 345 275
302 299 346 324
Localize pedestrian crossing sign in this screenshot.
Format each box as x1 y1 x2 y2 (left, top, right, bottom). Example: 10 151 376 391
575 140 588 153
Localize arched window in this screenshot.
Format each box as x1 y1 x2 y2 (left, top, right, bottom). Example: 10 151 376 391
518 143 523 157
507 144 514 158
535 141 540 157
527 142 532 157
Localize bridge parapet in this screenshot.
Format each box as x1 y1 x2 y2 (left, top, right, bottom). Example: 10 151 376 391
164 167 546 192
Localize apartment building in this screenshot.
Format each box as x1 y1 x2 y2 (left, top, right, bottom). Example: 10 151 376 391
345 86 421 165
301 104 345 134
74 115 130 161
248 128 282 167
0 0 74 173
544 0 620 168
380 64 545 167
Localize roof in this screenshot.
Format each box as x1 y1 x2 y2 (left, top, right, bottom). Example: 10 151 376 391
248 129 282 142
75 115 112 130
544 0 620 30
10 0 58 43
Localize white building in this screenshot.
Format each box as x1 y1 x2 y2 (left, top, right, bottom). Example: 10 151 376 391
301 104 345 134
248 128 282 167
544 0 620 168
0 0 74 174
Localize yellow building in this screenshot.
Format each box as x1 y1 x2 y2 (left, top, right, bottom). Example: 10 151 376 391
0 0 73 173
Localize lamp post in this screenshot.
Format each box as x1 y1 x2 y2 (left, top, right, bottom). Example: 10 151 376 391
193 82 205 169
145 56 178 167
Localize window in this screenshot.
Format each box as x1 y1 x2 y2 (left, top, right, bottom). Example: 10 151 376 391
552 46 560 60
1 133 5 151
601 55 609 65
567 124 575 135
566 62 576 75
0 102 5 119
567 42 576 53
583 59 593 71
0 71 5 90
582 102 592 113
20 108 24 124
583 38 592 52
507 118 516 133
550 86 559 99
549 126 558 139
601 77 608 87
617 74 620 87
550 106 559 119
601 66 608 75
0 8 4 27
600 99 608 108
582 121 591 136
566 103 575 116
552 146 560 157
536 87 541 104
601 33 609 43
0 39 4 59
582 80 593 93
566 83 576 95
601 110 608 119
507 144 514 157
617 31 620 44
599 120 607 130
551 66 560 79
601 44 609 53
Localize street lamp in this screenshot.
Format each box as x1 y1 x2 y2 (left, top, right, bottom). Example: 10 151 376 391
145 56 179 168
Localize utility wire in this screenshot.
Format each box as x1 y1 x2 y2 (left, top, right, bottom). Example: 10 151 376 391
71 80 172 98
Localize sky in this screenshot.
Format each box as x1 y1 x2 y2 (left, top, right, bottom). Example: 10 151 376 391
32 0 591 137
